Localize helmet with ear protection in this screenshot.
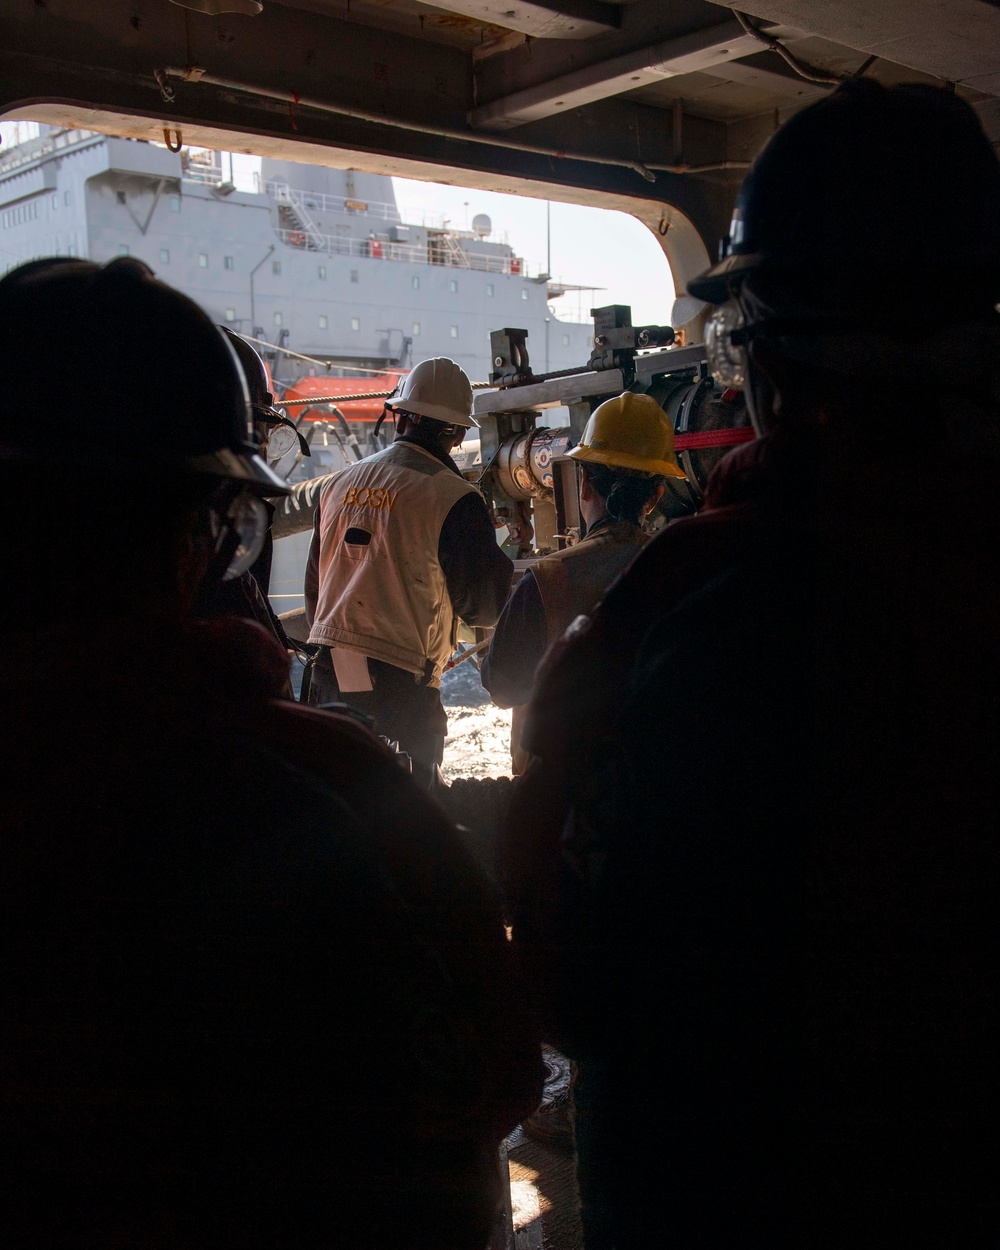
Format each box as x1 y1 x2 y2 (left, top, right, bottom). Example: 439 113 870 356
219 326 311 463
690 80 1000 306
0 256 289 495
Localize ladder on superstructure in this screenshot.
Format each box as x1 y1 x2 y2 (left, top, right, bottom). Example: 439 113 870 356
271 183 325 250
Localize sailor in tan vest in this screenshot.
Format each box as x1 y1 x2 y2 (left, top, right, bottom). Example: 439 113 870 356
305 357 512 783
482 392 686 773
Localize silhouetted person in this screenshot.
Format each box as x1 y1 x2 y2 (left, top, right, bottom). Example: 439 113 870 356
511 81 1000 1248
483 391 684 773
0 258 540 1249
195 325 312 653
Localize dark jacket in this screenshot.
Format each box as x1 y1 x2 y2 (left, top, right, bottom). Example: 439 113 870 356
504 437 779 932
483 518 646 711
0 616 541 1249
509 415 1000 1247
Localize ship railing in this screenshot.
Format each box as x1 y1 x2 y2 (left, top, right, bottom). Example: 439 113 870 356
275 227 531 275
182 163 226 186
262 179 449 229
265 180 404 223
0 128 103 176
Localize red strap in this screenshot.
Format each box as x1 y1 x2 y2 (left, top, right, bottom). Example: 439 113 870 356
674 427 755 451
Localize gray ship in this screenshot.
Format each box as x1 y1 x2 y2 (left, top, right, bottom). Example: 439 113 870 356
0 125 593 383
0 124 599 610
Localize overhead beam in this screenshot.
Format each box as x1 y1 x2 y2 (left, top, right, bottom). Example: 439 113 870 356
0 0 738 291
701 50 831 100
412 0 620 40
469 17 779 129
718 0 1000 95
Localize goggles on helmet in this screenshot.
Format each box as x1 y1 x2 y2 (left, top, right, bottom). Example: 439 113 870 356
265 420 305 465
705 293 864 388
252 402 311 463
705 300 750 388
210 490 269 581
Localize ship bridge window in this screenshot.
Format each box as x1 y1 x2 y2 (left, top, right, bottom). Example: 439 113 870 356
350 270 359 284
169 195 179 213
450 325 458 339
225 308 236 323
64 191 72 207
449 279 458 293
412 321 420 336
351 316 360 331
319 314 328 330
486 283 494 297
224 255 234 271
159 248 170 264
521 289 528 300
118 244 129 257
411 275 420 290
318 265 327 280
563 334 570 346
274 311 283 326
198 253 208 268
272 260 282 275
51 194 58 210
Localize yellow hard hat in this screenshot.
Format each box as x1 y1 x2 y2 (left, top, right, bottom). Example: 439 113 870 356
567 392 687 479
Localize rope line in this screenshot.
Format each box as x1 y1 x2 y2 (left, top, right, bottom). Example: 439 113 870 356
244 335 404 376
281 382 493 406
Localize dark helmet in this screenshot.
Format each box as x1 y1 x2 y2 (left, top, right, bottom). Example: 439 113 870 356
220 326 310 458
219 326 283 422
0 256 287 494
689 80 1000 306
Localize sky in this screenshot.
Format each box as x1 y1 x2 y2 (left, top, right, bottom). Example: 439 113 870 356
386 176 675 327
2 122 675 328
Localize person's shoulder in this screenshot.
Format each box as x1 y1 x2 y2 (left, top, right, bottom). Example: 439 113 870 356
251 697 396 790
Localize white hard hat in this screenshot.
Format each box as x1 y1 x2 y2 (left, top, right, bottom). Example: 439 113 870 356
385 357 477 428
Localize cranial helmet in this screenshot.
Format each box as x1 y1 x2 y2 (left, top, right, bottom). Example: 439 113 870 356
0 257 288 582
568 392 686 479
219 326 284 422
0 257 288 495
689 79 1000 306
384 357 477 428
219 326 310 461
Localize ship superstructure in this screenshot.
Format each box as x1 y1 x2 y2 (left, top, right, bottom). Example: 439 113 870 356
0 126 593 382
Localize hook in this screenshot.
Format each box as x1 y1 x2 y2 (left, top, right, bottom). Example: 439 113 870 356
153 68 175 104
163 127 183 153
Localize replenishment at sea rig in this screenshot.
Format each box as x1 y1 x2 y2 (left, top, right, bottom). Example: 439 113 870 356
450 301 751 614
416 302 752 834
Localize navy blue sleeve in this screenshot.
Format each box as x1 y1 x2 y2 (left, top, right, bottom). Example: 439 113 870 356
439 491 513 627
481 571 548 709
303 509 321 630
271 472 337 541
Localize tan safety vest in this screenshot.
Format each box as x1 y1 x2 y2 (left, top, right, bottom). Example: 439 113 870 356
307 441 481 688
531 520 648 647
510 520 648 773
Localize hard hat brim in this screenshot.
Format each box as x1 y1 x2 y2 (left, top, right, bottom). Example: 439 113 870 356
187 448 291 495
686 251 765 304
252 402 287 425
567 442 687 480
384 396 478 428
